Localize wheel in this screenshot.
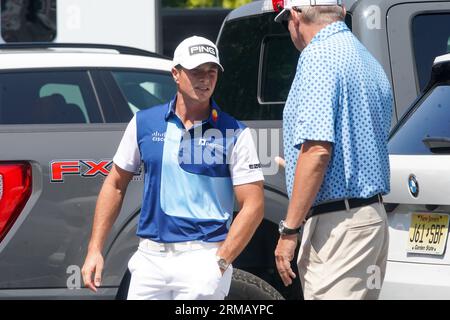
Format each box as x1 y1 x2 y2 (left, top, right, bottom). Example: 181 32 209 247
115 269 131 300
117 268 284 300
226 268 284 300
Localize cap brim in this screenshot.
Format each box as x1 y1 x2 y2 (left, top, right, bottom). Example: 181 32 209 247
177 55 224 72
274 9 289 23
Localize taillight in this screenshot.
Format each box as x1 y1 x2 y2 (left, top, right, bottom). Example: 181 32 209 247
0 162 32 243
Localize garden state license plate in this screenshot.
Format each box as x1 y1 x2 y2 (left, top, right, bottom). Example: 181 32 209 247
407 213 449 255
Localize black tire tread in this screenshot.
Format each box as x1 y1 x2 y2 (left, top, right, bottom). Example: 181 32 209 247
226 268 284 300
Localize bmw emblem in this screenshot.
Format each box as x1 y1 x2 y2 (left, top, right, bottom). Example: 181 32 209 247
408 174 419 198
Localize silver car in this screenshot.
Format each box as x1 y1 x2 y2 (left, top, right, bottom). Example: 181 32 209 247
0 43 176 299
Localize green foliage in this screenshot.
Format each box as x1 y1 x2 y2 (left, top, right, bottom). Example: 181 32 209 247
222 0 253 8
162 0 252 9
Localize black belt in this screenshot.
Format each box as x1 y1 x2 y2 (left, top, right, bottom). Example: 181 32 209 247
307 194 382 220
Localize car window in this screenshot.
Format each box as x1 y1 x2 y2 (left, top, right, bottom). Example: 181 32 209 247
215 13 287 121
40 83 90 122
215 12 352 121
111 71 176 116
389 85 450 155
259 15 351 106
412 13 450 91
259 35 299 104
0 71 102 124
1 0 56 42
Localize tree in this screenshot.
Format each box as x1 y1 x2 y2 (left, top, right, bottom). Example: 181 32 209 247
162 0 252 9
222 0 252 8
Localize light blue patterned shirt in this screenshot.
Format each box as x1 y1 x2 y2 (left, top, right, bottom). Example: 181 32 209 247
283 21 393 206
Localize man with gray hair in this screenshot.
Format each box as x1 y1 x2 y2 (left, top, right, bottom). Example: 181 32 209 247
273 0 393 299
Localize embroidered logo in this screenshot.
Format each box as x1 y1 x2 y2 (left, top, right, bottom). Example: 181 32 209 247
188 44 217 57
152 131 165 142
211 109 218 122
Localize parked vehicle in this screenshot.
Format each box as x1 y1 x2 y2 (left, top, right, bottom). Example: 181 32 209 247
2 0 450 300
381 53 450 299
0 43 175 299
214 0 450 299
0 42 283 299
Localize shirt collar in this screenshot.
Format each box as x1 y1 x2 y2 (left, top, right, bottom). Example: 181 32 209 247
164 95 177 121
164 95 221 128
309 21 349 45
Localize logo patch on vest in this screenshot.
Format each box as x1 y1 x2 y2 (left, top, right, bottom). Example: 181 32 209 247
211 109 218 122
152 131 166 142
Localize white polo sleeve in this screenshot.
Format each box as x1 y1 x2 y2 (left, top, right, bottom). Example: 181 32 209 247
229 127 264 186
113 115 141 173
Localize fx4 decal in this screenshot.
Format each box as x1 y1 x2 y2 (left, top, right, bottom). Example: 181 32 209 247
50 160 112 183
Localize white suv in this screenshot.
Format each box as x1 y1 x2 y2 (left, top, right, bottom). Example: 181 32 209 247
0 43 176 125
381 54 450 299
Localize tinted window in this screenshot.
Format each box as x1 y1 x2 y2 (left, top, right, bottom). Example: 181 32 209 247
215 13 288 120
389 85 450 155
412 14 450 91
215 12 352 120
1 0 56 42
0 71 102 124
111 71 176 117
260 35 299 104
40 83 91 121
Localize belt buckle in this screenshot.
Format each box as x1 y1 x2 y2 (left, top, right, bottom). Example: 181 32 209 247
158 242 168 252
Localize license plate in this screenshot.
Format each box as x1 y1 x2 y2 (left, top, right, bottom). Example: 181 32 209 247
407 213 449 255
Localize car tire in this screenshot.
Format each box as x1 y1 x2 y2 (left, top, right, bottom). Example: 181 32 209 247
226 268 284 300
115 269 131 300
117 268 284 300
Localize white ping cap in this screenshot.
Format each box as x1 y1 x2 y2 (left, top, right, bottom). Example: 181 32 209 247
274 0 343 23
172 36 224 71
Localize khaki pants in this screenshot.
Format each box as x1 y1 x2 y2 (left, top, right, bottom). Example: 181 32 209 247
297 202 389 300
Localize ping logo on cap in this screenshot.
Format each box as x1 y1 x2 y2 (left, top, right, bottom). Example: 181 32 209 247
189 45 217 57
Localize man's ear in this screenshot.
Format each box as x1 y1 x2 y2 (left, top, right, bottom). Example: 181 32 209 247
171 67 180 84
291 8 301 26
342 5 347 17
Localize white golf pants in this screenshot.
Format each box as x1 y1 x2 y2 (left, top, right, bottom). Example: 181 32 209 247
127 238 233 300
